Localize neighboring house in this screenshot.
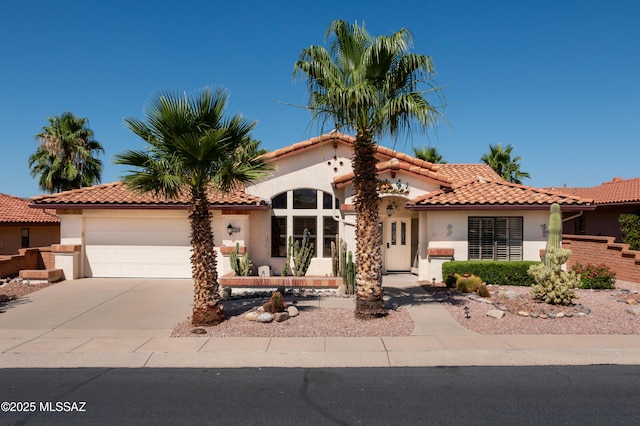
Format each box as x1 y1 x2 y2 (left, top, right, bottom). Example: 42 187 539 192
548 177 640 242
0 192 60 255
31 132 595 282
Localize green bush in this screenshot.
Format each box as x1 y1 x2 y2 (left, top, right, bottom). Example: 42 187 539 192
620 213 640 251
571 263 616 289
442 261 538 286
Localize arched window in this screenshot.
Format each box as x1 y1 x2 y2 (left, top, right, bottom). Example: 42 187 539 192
271 189 340 258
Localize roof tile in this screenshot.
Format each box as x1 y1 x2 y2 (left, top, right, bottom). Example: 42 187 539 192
546 177 640 205
0 193 59 223
31 182 268 208
408 178 594 210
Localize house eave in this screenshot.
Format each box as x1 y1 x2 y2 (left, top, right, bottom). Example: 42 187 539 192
29 203 270 211
405 204 597 211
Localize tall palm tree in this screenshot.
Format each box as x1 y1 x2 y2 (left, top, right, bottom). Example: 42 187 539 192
294 20 444 319
480 143 530 184
114 88 271 326
413 145 447 163
29 112 104 193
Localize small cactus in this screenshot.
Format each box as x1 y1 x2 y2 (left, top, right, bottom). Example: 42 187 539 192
456 273 482 293
286 229 314 276
230 243 252 276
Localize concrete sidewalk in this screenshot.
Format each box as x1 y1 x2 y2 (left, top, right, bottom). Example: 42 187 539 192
1 276 640 368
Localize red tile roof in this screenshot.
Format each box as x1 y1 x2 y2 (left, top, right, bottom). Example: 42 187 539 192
436 164 502 182
260 132 356 161
333 158 452 188
407 178 595 211
546 177 640 205
30 182 268 209
0 192 59 223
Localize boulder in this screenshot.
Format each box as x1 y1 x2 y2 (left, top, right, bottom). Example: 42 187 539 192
244 311 260 321
626 306 640 316
274 312 290 322
486 310 505 319
256 313 274 323
287 305 299 317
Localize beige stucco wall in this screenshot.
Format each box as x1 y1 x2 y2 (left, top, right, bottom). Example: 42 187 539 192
417 209 549 282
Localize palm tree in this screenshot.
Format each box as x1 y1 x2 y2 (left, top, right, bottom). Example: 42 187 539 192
114 88 271 326
29 112 104 193
294 20 444 319
480 143 530 184
413 145 447 163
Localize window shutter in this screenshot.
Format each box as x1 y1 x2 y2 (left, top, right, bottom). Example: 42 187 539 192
468 218 481 260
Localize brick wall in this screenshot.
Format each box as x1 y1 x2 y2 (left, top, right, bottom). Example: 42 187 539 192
0 247 56 278
563 234 640 283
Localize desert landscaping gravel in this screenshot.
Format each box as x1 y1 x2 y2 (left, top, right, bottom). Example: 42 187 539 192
2 277 639 337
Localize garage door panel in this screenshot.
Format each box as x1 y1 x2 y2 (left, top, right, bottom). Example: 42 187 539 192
83 217 193 278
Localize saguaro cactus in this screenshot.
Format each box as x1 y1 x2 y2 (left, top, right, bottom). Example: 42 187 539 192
528 203 580 305
544 203 562 266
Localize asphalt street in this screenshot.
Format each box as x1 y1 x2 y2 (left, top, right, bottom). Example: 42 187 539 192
1 366 639 425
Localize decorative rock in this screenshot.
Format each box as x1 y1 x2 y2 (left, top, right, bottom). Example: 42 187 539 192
539 314 548 319
565 312 573 317
335 284 347 298
219 287 232 300
530 312 540 318
287 306 299 317
626 306 640 316
626 299 638 305
548 313 556 319
244 311 260 321
274 312 290 322
256 313 274 323
556 312 565 318
497 290 519 300
487 310 505 319
518 311 530 317
191 328 207 334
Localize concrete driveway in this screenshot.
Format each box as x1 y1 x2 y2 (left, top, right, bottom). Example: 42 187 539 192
0 278 193 338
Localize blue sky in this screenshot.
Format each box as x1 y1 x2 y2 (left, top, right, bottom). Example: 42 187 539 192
2 0 639 198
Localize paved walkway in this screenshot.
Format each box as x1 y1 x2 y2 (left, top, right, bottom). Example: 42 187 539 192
1 275 639 368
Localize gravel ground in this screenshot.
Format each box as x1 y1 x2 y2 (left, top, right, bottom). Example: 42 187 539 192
437 279 640 335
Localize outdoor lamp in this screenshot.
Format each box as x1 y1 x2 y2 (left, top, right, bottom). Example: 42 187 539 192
227 224 234 235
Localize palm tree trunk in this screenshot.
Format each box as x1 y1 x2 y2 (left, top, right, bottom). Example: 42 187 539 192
353 130 387 319
190 189 224 326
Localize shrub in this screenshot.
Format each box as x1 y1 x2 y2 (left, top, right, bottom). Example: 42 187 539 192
572 263 616 289
456 274 482 293
442 261 538 286
620 213 640 251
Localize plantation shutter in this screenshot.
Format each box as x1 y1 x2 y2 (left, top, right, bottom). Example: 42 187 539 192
468 218 481 260
495 218 509 260
508 217 523 260
480 218 494 260
468 216 523 261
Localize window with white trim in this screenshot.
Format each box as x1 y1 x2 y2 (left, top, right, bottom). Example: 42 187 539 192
468 217 523 261
271 189 339 258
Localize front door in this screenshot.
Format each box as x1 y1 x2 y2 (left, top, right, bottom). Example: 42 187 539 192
384 218 411 271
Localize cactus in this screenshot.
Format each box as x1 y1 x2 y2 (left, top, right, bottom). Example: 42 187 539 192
345 251 356 294
230 243 252 276
286 229 314 277
456 273 482 293
528 204 579 305
544 203 562 266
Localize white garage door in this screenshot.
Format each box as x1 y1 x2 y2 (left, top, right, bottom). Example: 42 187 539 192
84 217 192 278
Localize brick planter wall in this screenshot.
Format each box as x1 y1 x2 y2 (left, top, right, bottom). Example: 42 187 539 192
220 273 342 288
563 234 640 282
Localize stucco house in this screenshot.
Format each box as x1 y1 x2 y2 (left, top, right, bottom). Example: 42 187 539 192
0 192 60 255
549 177 640 242
30 132 595 282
